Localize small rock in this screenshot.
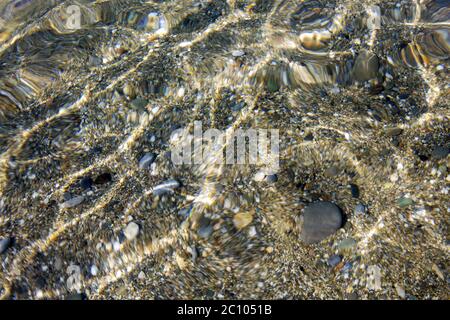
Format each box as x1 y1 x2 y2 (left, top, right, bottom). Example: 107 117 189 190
354 204 367 215
178 206 192 219
139 153 156 169
337 238 357 253
232 50 245 57
138 271 146 280
130 97 148 111
431 146 449 160
341 262 353 272
299 202 344 244
350 184 360 198
395 284 406 299
266 174 278 183
152 179 181 196
0 237 11 254
54 257 63 271
233 212 253 230
80 177 93 190
197 217 213 239
90 265 98 276
124 222 140 241
385 127 403 136
397 197 414 208
60 196 85 209
327 254 342 267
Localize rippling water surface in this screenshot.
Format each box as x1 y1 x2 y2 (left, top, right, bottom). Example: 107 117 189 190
0 0 449 299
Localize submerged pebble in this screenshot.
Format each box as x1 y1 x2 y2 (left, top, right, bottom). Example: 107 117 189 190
60 196 85 209
152 179 181 196
431 146 449 160
299 202 344 244
139 153 156 169
197 217 213 239
0 237 11 254
124 222 140 241
354 204 367 215
327 255 342 267
233 212 253 230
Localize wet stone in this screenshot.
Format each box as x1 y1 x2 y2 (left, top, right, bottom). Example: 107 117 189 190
232 50 245 57
397 197 414 208
337 238 357 253
139 153 156 169
327 254 342 267
385 127 403 137
80 177 93 190
354 204 367 215
152 179 181 196
266 174 278 183
60 196 84 209
0 237 11 254
130 97 148 111
299 202 344 244
350 184 360 198
352 50 379 82
197 217 213 239
431 146 449 160
124 222 140 241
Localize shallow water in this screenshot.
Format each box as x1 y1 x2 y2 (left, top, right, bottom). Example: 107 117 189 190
0 0 449 299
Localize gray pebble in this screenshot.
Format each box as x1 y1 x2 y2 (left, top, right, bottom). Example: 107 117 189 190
0 237 11 254
354 203 366 215
299 201 344 244
232 50 245 57
431 146 449 160
139 153 156 169
60 196 85 209
266 174 278 183
152 179 181 196
327 254 342 267
198 217 213 239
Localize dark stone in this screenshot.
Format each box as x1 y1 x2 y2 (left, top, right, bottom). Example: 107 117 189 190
63 192 72 201
80 177 93 190
266 174 278 183
431 146 449 160
304 133 314 141
350 184 360 198
299 202 344 244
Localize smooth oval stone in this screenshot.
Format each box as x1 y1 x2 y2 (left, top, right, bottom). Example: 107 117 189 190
299 202 343 244
354 203 367 215
60 196 85 209
327 254 342 267
152 179 181 196
431 146 449 160
138 153 156 169
0 237 11 254
197 217 213 239
124 222 140 241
